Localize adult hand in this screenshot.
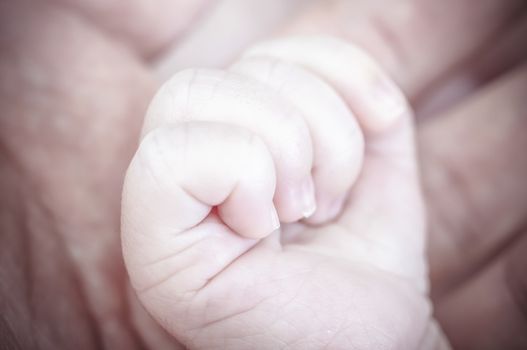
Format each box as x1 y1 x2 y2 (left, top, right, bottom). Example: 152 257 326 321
420 66 527 350
0 0 213 348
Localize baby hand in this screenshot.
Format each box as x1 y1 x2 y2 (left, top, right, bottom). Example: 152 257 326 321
122 36 444 349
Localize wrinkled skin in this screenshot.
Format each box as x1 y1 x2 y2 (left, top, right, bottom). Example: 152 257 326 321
0 0 526 349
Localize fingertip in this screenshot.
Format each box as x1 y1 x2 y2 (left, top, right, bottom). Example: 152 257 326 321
274 175 317 223
218 202 280 240
360 73 410 133
242 204 281 239
304 193 347 225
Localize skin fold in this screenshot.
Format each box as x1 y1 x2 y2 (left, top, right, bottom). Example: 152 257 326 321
0 0 525 349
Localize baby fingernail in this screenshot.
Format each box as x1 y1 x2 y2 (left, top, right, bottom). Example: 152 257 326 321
305 193 347 224
326 195 346 219
369 76 407 125
269 205 281 231
284 176 317 219
296 177 316 218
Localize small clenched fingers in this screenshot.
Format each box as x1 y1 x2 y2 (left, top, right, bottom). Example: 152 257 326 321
142 69 314 222
122 123 278 295
231 57 365 223
236 36 424 284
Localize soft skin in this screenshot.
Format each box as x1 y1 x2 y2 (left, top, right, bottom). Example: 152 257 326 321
0 0 526 349
121 36 444 349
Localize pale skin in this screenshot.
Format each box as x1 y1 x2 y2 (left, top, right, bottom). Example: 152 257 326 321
122 36 441 349
1 0 526 349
